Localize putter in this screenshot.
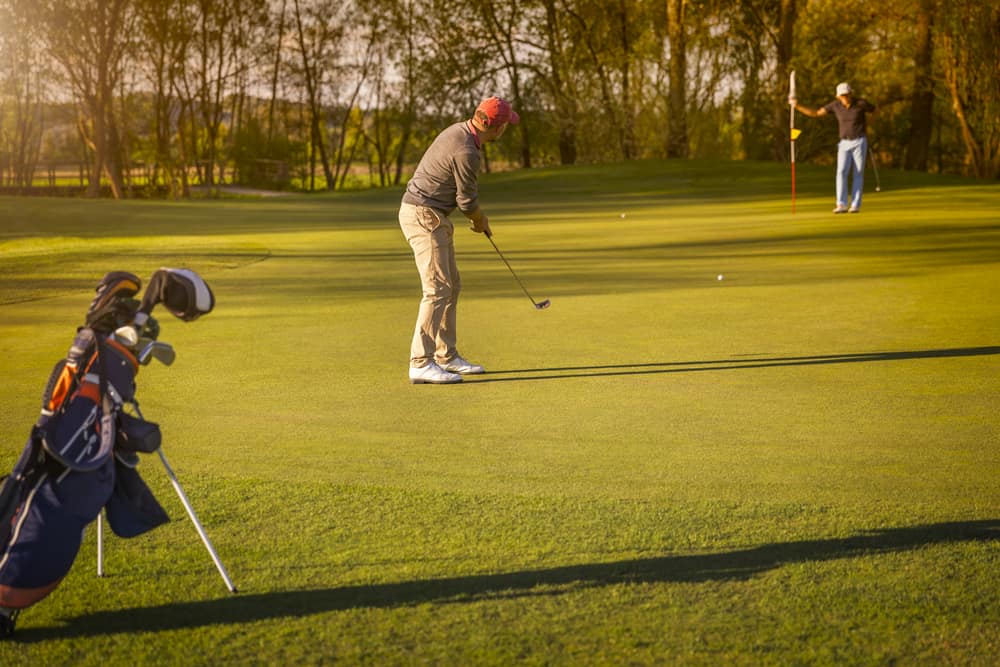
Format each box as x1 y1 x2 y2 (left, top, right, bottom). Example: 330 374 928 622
485 231 550 310
138 340 176 366
868 147 882 192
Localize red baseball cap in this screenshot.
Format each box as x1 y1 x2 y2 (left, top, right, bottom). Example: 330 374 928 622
475 96 520 127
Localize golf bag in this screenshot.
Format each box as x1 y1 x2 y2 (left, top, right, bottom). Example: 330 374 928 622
0 268 216 637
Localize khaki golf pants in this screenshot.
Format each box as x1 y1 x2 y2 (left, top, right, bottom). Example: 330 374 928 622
399 203 460 367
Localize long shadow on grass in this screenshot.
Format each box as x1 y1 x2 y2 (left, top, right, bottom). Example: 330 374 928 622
468 346 1000 383
13 519 998 640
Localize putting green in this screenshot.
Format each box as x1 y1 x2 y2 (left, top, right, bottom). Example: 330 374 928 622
1 159 998 665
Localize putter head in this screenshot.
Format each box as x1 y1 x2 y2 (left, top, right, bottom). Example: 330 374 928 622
535 299 551 310
138 340 176 366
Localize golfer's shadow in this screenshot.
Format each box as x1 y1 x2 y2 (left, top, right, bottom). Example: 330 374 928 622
15 519 999 641
469 346 1000 383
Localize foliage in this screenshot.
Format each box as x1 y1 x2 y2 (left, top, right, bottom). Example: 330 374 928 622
0 0 997 198
937 1 1000 178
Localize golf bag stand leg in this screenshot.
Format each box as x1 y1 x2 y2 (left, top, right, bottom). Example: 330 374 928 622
93 456 237 593
157 448 238 593
97 513 104 577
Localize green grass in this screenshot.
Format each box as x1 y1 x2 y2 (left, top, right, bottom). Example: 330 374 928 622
0 159 998 665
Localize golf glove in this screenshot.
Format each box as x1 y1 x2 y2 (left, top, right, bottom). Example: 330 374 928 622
466 208 491 235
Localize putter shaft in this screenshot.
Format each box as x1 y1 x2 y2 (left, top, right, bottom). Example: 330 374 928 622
486 233 549 309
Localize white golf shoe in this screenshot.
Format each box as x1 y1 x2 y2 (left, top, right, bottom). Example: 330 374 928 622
409 362 463 384
441 355 485 375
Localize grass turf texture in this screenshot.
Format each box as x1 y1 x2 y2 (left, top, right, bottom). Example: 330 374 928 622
0 159 998 665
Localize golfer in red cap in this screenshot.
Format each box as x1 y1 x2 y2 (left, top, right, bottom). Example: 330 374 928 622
399 96 520 384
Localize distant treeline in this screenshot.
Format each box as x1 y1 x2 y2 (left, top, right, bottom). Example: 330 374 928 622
0 0 997 198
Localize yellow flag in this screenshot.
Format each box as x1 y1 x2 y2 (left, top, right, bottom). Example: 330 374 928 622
790 128 802 141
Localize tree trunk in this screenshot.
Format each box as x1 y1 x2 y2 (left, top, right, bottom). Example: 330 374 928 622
392 1 416 185
267 0 288 151
618 0 634 160
88 94 105 197
104 99 126 198
510 66 532 168
773 0 796 161
543 0 576 165
292 0 335 190
904 0 935 171
665 0 688 158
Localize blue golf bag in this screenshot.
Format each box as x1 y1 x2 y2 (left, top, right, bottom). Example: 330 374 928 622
0 268 216 636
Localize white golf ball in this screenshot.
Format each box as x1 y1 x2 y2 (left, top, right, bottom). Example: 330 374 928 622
620 213 626 219
717 274 724 281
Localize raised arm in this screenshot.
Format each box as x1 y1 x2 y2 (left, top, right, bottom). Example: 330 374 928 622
791 101 827 118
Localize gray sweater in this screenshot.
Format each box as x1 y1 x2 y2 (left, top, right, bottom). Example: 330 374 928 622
402 121 480 215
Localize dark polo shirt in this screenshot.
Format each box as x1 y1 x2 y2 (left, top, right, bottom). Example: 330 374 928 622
822 98 876 140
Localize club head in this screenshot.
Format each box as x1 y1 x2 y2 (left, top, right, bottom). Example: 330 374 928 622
138 341 176 366
113 325 139 348
535 299 551 310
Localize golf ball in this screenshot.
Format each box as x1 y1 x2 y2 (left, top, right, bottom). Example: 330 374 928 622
717 274 724 281
620 213 626 219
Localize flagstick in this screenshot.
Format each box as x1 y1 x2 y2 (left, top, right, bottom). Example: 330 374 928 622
790 70 797 215
791 135 796 214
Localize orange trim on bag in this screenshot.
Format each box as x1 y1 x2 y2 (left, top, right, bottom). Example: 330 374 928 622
82 350 98 374
47 366 78 412
77 381 101 403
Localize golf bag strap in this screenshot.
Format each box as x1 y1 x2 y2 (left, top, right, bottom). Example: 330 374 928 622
96 338 110 404
96 339 118 451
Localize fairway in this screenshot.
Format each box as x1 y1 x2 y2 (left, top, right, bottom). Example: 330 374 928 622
1 160 998 665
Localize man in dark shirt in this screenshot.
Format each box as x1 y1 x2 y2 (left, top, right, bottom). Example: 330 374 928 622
399 96 519 384
792 82 876 213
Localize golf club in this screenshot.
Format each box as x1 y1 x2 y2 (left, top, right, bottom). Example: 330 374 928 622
113 325 139 348
868 146 882 192
138 340 176 366
485 231 550 310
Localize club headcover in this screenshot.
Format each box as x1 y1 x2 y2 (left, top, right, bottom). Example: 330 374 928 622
85 272 142 333
140 268 215 322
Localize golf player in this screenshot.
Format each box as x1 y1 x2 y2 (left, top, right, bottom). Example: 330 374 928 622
399 96 520 384
792 82 876 213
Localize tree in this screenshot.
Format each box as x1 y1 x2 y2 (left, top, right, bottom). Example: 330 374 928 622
290 0 346 190
39 0 134 198
903 0 935 171
136 0 194 194
266 0 288 152
561 0 636 161
665 0 688 158
5 0 999 197
385 0 420 184
939 1 1000 178
475 0 535 167
0 0 48 188
540 0 579 164
773 0 796 160
189 0 261 188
